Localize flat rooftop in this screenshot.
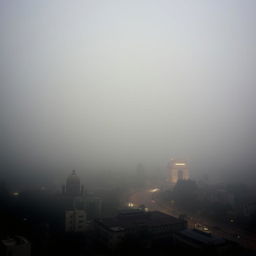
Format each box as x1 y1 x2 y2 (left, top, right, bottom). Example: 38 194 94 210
96 211 186 232
177 229 226 245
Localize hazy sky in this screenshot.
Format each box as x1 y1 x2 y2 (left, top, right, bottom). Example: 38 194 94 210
1 0 256 184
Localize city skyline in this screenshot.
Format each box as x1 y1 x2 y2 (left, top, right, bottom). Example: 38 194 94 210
1 1 256 185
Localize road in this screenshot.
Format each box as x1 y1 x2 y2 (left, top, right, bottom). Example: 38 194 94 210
129 189 256 250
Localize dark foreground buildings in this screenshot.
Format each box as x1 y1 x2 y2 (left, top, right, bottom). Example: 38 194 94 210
0 236 31 256
93 209 251 256
0 174 255 256
174 228 241 256
94 209 187 249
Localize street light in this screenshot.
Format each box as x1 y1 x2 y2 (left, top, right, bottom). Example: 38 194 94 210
128 202 134 207
150 188 160 193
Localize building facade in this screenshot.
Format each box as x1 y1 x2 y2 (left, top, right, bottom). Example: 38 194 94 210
65 209 87 232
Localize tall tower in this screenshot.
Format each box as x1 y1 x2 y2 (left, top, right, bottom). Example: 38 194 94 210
65 170 81 196
168 159 189 184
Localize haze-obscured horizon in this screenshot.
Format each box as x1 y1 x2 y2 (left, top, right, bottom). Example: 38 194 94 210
1 0 256 186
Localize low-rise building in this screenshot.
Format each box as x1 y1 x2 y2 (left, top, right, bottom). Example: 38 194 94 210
1 236 31 256
174 229 238 255
94 209 187 249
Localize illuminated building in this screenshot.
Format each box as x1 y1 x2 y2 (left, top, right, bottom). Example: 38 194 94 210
168 159 189 184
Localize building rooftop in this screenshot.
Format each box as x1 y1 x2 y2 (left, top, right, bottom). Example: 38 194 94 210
178 229 226 246
96 211 186 232
2 236 30 247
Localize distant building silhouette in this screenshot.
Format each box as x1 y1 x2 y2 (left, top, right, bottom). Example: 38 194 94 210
62 170 84 197
135 163 146 187
61 170 101 232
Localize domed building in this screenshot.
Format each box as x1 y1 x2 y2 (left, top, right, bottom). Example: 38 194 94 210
60 170 102 232
62 170 84 196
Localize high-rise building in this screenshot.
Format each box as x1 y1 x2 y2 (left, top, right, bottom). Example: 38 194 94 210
62 170 84 197
61 170 102 222
168 159 189 184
